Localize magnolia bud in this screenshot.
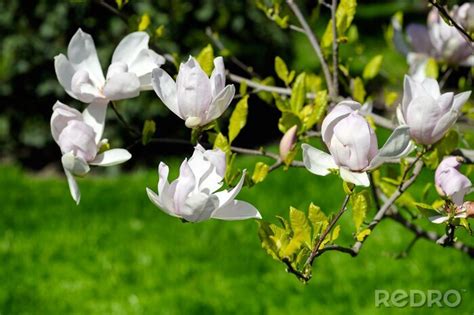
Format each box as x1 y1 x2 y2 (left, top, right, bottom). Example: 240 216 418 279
279 125 298 161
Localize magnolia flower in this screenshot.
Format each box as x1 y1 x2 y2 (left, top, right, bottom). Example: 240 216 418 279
51 101 132 204
151 56 235 128
398 75 471 145
464 201 474 219
302 101 412 187
55 28 164 104
146 144 261 222
455 3 474 33
435 156 472 206
279 125 298 161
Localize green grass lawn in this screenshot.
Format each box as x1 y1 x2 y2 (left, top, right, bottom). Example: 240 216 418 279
1 158 473 315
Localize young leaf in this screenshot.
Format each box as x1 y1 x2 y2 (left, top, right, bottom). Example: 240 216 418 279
213 132 230 154
362 55 383 80
290 207 312 246
278 111 302 133
290 73 306 113
352 77 366 103
275 56 290 85
252 162 269 184
228 95 249 144
356 228 371 242
138 13 151 31
425 58 439 79
352 192 368 231
257 221 280 260
196 44 215 76
321 0 357 48
141 119 156 145
308 203 328 236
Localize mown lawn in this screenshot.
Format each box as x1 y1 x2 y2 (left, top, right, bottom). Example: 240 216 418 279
1 158 473 314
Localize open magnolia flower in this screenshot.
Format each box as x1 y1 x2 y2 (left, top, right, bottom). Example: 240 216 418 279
55 28 165 104
151 56 235 128
302 100 412 187
398 75 471 145
51 101 131 204
435 156 472 206
146 144 261 222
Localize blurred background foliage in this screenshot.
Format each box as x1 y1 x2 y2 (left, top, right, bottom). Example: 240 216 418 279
0 0 467 170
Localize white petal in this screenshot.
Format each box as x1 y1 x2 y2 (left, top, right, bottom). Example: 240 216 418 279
61 151 90 176
90 149 131 166
64 168 81 205
339 168 370 187
452 91 471 111
421 78 441 98
50 101 83 143
146 187 179 218
205 84 235 122
211 200 262 221
103 72 141 101
54 54 77 99
112 32 149 65
214 170 246 208
301 144 337 176
368 125 412 169
151 68 180 118
173 160 196 215
128 49 165 83
396 106 406 125
210 56 225 97
429 215 449 224
82 100 108 144
67 28 105 87
181 193 219 222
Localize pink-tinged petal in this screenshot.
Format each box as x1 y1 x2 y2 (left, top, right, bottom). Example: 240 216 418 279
106 62 128 79
210 56 225 97
436 92 454 112
112 32 149 65
67 28 105 87
301 143 337 176
71 70 104 103
339 168 370 187
64 168 81 205
58 120 97 162
402 75 422 114
82 100 108 144
151 68 180 118
54 54 76 99
173 160 196 215
212 200 261 221
205 84 235 122
203 147 226 178
181 193 219 222
90 149 131 166
405 94 441 145
279 125 298 161
421 78 441 99
321 100 360 144
129 49 166 88
50 101 83 143
61 151 90 176
157 162 170 195
103 72 141 101
368 125 412 169
176 57 212 119
406 24 433 54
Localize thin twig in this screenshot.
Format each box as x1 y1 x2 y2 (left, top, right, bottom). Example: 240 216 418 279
331 0 339 97
94 0 129 23
286 0 334 97
110 101 140 137
427 0 473 43
305 193 352 266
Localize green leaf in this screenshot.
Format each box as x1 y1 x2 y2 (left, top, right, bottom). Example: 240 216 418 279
239 81 248 96
257 221 280 261
321 0 357 48
290 73 306 113
308 203 328 236
275 56 290 85
362 55 383 80
352 77 366 103
228 95 249 144
138 13 151 31
213 132 230 153
331 225 341 242
278 111 302 133
254 77 275 104
351 192 368 231
141 119 156 145
115 0 129 9
305 73 322 93
252 162 269 184
290 207 312 246
300 90 328 131
196 44 214 76
415 202 442 218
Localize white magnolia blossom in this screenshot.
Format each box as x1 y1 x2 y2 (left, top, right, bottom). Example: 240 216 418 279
151 56 235 128
55 28 164 104
146 144 261 222
435 156 472 206
51 101 132 204
302 101 412 187
398 75 471 145
396 7 474 80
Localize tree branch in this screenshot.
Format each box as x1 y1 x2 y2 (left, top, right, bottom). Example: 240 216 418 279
286 0 335 98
